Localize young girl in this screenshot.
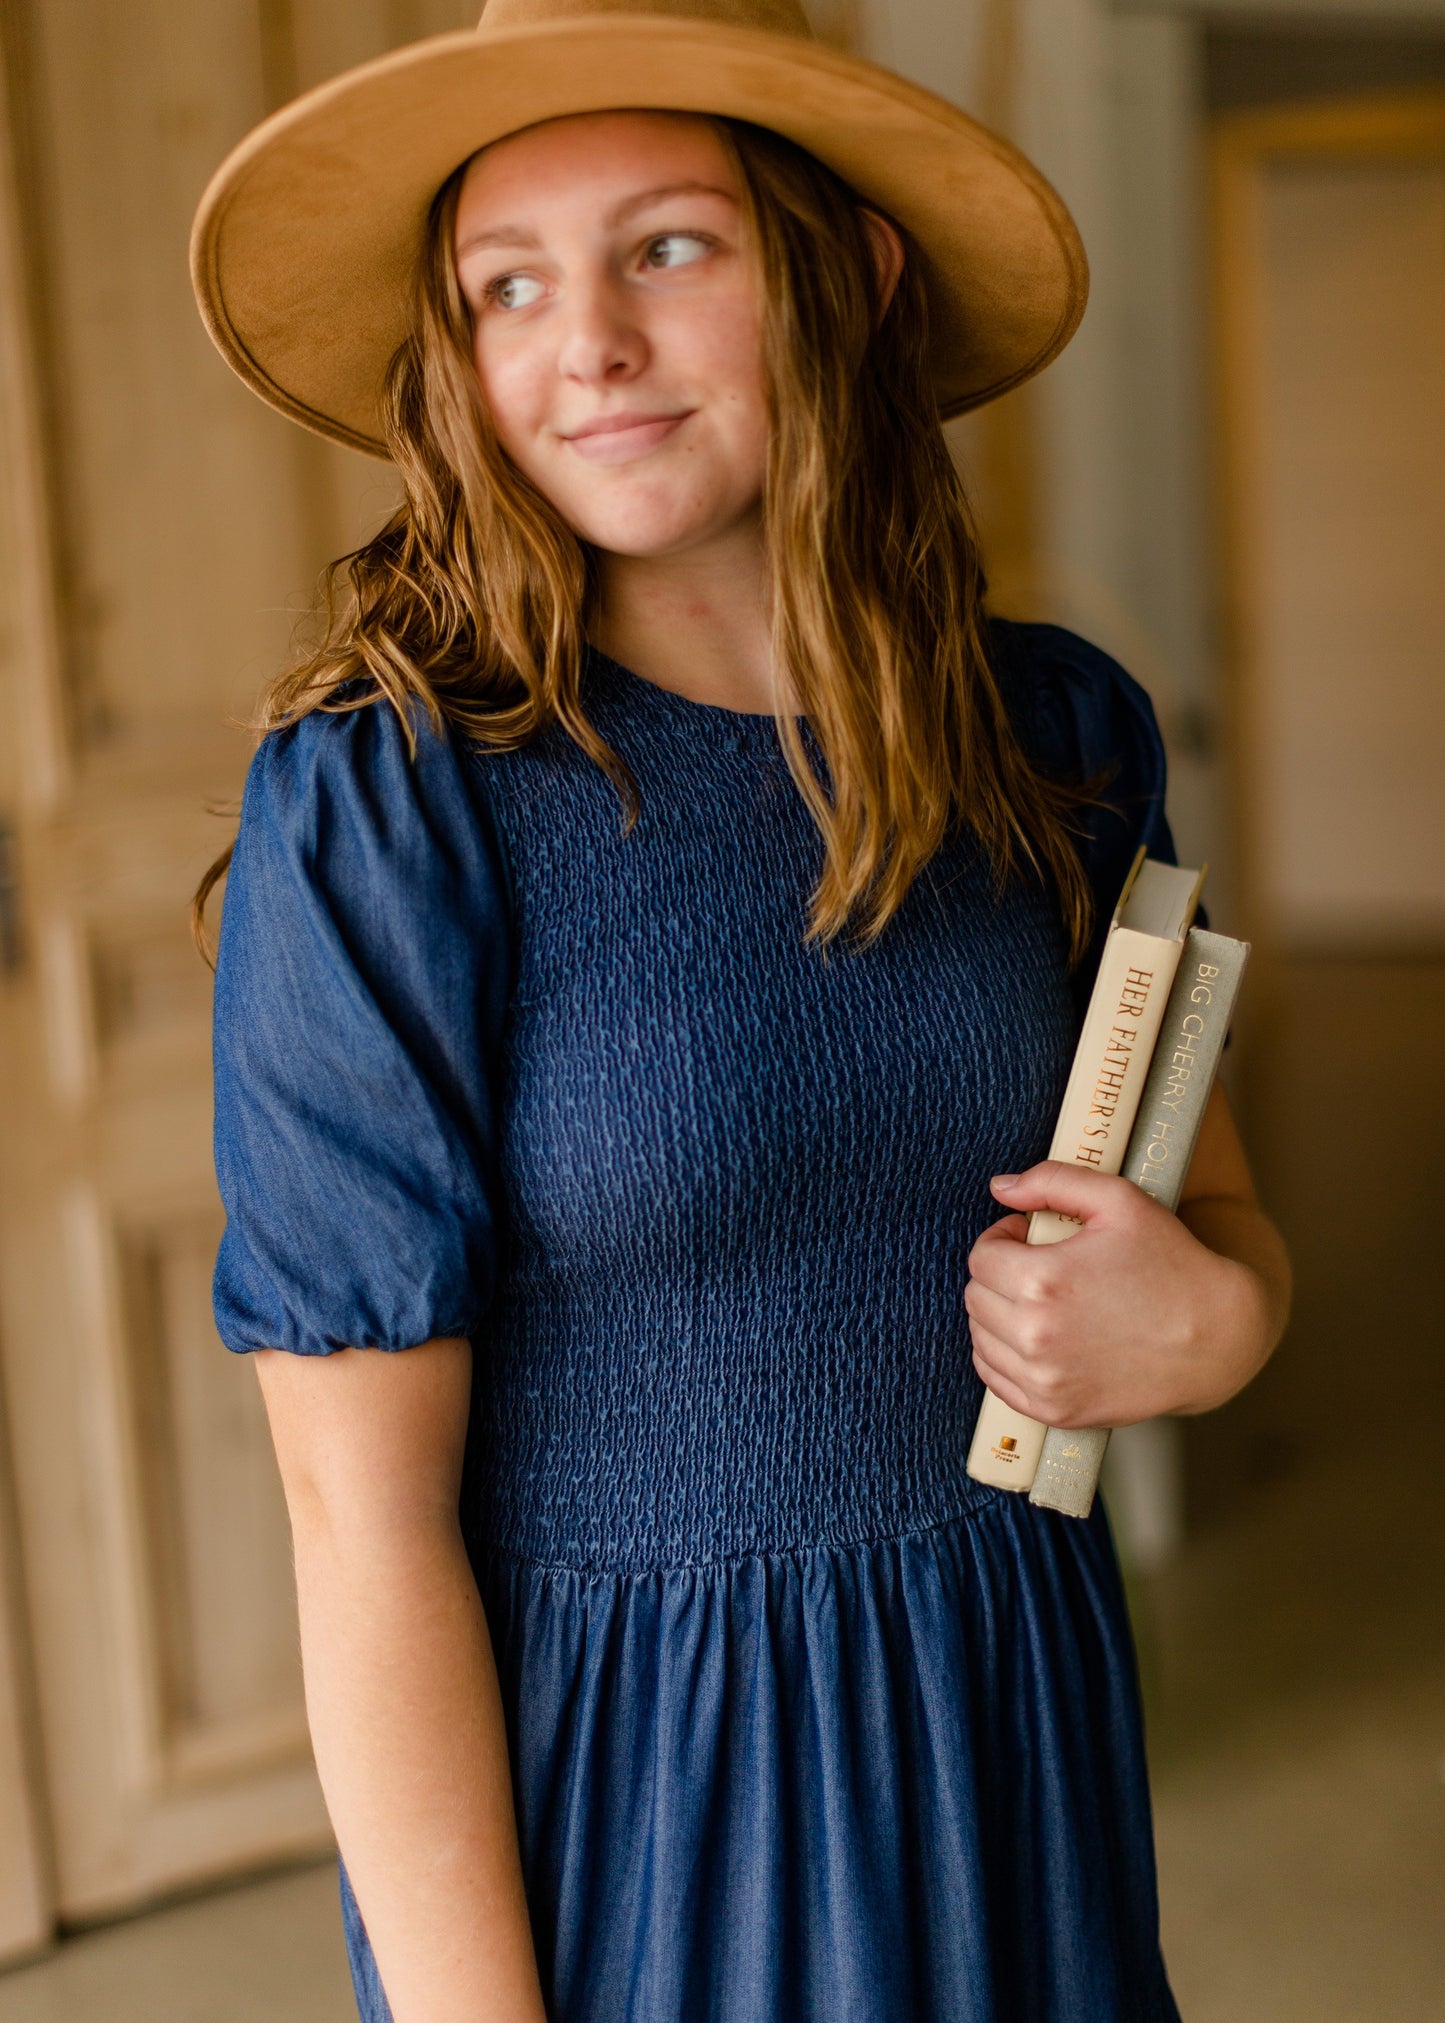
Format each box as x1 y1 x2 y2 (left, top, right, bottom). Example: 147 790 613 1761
191 6 1290 2019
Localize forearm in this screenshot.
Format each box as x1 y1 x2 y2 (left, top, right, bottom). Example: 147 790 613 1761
1175 1192 1292 1410
293 1514 546 2023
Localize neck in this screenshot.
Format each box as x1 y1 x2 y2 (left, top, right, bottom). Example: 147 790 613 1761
588 512 787 714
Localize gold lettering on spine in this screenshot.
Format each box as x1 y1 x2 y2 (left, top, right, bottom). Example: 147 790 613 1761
1074 1012 1151 1163
1132 954 1232 1191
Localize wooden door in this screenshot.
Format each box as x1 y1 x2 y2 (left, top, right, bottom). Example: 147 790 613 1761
0 0 471 1936
1213 92 1445 951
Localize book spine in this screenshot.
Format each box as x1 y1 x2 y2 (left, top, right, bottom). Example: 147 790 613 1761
1028 930 1250 1518
966 925 1189 1492
1026 1424 1112 1517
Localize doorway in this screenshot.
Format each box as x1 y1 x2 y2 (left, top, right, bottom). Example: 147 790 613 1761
1143 49 1445 2019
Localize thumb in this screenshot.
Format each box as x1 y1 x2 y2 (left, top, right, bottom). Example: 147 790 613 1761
989 1159 1126 1227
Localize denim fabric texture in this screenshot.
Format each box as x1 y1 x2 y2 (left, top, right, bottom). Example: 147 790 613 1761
214 622 1184 2022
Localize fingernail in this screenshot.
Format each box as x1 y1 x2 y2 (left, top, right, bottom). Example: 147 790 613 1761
992 1174 1019 1189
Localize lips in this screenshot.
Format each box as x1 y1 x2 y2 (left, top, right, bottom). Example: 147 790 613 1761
563 411 691 464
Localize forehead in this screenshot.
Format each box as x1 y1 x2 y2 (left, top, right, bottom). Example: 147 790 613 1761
453 110 739 238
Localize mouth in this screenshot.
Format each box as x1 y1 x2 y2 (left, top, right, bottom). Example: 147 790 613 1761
562 411 691 464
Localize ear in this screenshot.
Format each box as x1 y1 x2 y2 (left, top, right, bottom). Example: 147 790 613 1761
859 206 905 320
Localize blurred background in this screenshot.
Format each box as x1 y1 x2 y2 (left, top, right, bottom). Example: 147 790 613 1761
0 0 1440 2017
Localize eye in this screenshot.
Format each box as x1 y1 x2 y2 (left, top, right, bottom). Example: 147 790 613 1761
641 232 713 271
483 271 547 311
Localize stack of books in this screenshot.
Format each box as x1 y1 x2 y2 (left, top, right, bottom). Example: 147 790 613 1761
966 847 1249 1520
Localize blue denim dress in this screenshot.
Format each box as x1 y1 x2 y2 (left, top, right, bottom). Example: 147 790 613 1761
212 622 1184 2023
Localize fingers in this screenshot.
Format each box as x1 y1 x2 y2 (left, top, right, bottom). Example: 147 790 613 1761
971 1211 1032 1248
968 1341 1036 1417
989 1161 1145 1228
965 1214 1031 1293
961 1278 1017 1339
969 1324 1081 1427
964 1274 1066 1370
965 1273 1082 1423
966 1222 1061 1302
968 1166 1199 1428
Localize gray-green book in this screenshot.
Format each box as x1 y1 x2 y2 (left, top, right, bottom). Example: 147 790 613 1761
1028 928 1251 1519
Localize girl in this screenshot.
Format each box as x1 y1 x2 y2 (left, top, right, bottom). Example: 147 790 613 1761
191 6 1290 2019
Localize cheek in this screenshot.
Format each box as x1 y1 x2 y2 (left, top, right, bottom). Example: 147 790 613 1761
471 336 544 468
697 291 765 398
675 295 769 462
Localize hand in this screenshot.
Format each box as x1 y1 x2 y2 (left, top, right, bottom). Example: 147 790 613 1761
964 1161 1277 1428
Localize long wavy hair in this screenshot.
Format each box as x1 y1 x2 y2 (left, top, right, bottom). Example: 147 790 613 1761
194 115 1095 961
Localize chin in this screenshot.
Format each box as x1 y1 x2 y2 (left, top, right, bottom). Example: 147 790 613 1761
569 502 731 560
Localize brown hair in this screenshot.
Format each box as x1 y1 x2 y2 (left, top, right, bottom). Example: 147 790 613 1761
194 115 1094 962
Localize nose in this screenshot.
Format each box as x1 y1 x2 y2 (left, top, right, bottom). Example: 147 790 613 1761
555 271 648 387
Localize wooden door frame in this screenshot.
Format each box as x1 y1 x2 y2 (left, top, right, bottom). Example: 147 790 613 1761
1209 88 1445 952
0 1423 53 1965
0 0 70 1964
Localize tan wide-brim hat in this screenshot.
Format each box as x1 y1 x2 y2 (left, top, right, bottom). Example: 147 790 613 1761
190 0 1088 459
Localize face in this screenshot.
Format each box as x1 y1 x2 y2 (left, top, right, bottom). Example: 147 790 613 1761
452 111 770 561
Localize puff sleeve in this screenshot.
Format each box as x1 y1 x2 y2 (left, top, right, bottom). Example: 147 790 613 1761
211 701 514 1355
988 618 1201 1019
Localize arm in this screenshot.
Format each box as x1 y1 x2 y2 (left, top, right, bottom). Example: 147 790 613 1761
964 1081 1292 1428
256 1337 548 2023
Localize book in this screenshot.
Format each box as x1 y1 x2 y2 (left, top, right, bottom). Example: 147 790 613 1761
965 848 1206 1493
1027 927 1250 1518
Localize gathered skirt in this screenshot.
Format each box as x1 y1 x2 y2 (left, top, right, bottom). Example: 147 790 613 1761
339 1489 1180 2023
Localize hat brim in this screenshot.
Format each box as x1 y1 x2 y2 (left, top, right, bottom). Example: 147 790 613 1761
190 16 1088 458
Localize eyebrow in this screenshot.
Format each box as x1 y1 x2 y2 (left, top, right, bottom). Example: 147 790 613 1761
454 180 738 258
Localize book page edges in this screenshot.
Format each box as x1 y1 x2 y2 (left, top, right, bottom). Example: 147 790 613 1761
1117 857 1207 941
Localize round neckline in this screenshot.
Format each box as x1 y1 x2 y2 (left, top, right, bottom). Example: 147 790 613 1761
586 644 803 733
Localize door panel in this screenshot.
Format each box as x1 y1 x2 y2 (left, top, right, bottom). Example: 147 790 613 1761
0 1468 48 1965
0 0 468 1923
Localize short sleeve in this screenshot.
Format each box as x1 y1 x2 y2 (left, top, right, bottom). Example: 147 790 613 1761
211 701 514 1355
987 618 1204 1015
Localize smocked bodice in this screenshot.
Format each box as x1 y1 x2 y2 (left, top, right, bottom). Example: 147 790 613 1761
463 652 1075 1573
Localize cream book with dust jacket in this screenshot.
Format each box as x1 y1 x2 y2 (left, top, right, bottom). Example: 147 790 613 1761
1028 927 1250 1518
965 849 1206 1495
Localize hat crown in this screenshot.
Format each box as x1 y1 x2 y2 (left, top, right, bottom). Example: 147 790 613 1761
476 0 814 42
193 0 1087 455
